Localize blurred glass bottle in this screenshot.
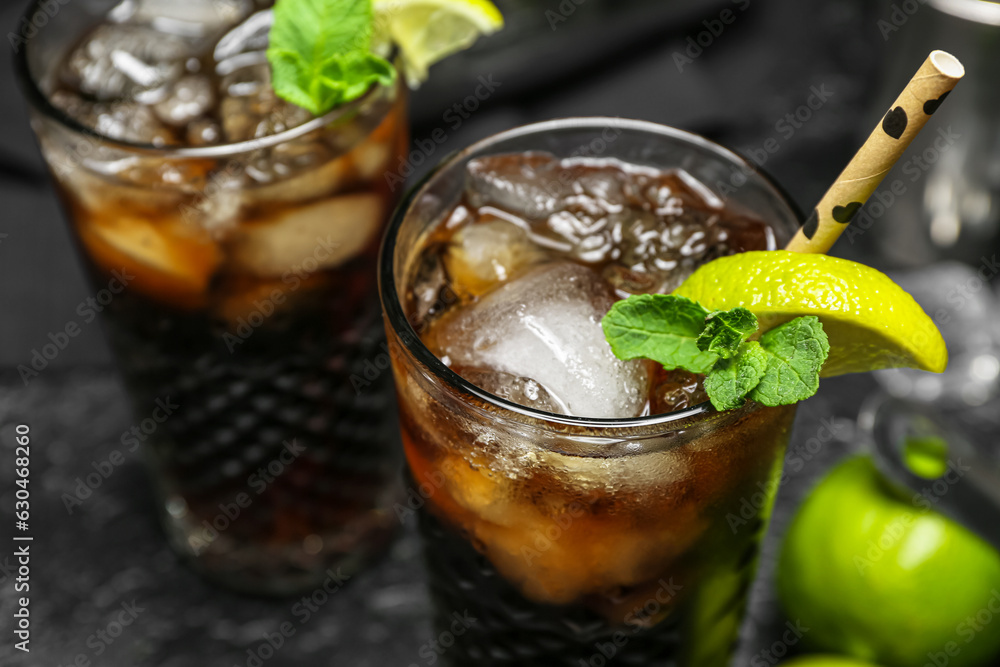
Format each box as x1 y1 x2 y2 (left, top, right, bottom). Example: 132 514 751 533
870 0 1000 267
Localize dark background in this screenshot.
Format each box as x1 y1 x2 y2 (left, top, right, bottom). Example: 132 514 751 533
1 0 988 665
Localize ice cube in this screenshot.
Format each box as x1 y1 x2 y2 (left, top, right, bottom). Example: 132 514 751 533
444 219 545 296
451 367 565 413
241 131 343 205
213 9 273 63
427 262 650 418
50 90 176 146
465 153 567 220
218 61 312 142
53 159 186 220
348 140 391 182
244 150 347 204
112 0 252 38
187 172 244 237
335 96 404 183
464 155 766 295
153 75 214 126
406 244 452 331
60 24 189 101
231 193 384 277
545 165 732 292
76 213 221 308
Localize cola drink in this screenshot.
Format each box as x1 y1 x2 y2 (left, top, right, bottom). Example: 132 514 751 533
381 120 801 665
18 0 409 593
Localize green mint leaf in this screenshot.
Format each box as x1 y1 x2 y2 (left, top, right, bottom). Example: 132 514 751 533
697 308 758 359
704 341 768 411
749 316 830 407
601 294 718 374
267 0 396 116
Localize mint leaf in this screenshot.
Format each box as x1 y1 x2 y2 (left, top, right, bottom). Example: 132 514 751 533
697 308 758 359
749 316 830 407
267 0 396 116
601 294 718 374
704 341 768 411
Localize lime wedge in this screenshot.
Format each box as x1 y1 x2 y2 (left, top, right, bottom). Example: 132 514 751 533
672 250 947 377
374 0 503 85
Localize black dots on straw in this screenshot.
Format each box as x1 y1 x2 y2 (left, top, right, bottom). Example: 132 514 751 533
923 91 950 115
882 106 908 139
831 202 862 224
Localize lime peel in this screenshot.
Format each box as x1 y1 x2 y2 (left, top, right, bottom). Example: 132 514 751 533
672 250 948 377
374 0 504 86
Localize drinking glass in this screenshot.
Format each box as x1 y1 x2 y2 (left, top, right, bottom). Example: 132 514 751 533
17 0 409 594
379 119 801 665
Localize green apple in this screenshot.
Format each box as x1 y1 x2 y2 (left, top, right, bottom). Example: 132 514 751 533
778 455 1000 667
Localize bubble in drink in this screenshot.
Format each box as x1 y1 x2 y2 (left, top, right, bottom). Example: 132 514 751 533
650 368 709 414
186 117 222 146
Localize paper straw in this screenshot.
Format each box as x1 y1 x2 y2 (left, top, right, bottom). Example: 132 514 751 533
785 50 964 254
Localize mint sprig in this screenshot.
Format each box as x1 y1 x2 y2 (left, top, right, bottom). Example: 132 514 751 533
602 295 829 411
267 0 396 116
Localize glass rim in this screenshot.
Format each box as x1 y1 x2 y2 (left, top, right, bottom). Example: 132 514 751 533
378 116 803 430
13 0 397 159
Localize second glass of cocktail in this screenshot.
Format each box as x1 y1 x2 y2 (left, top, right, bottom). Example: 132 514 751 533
16 0 503 595
380 119 802 665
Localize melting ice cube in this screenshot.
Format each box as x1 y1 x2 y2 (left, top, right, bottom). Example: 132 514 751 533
429 262 650 418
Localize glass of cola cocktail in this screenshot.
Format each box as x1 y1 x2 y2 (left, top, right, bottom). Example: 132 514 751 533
17 0 408 594
380 119 800 665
